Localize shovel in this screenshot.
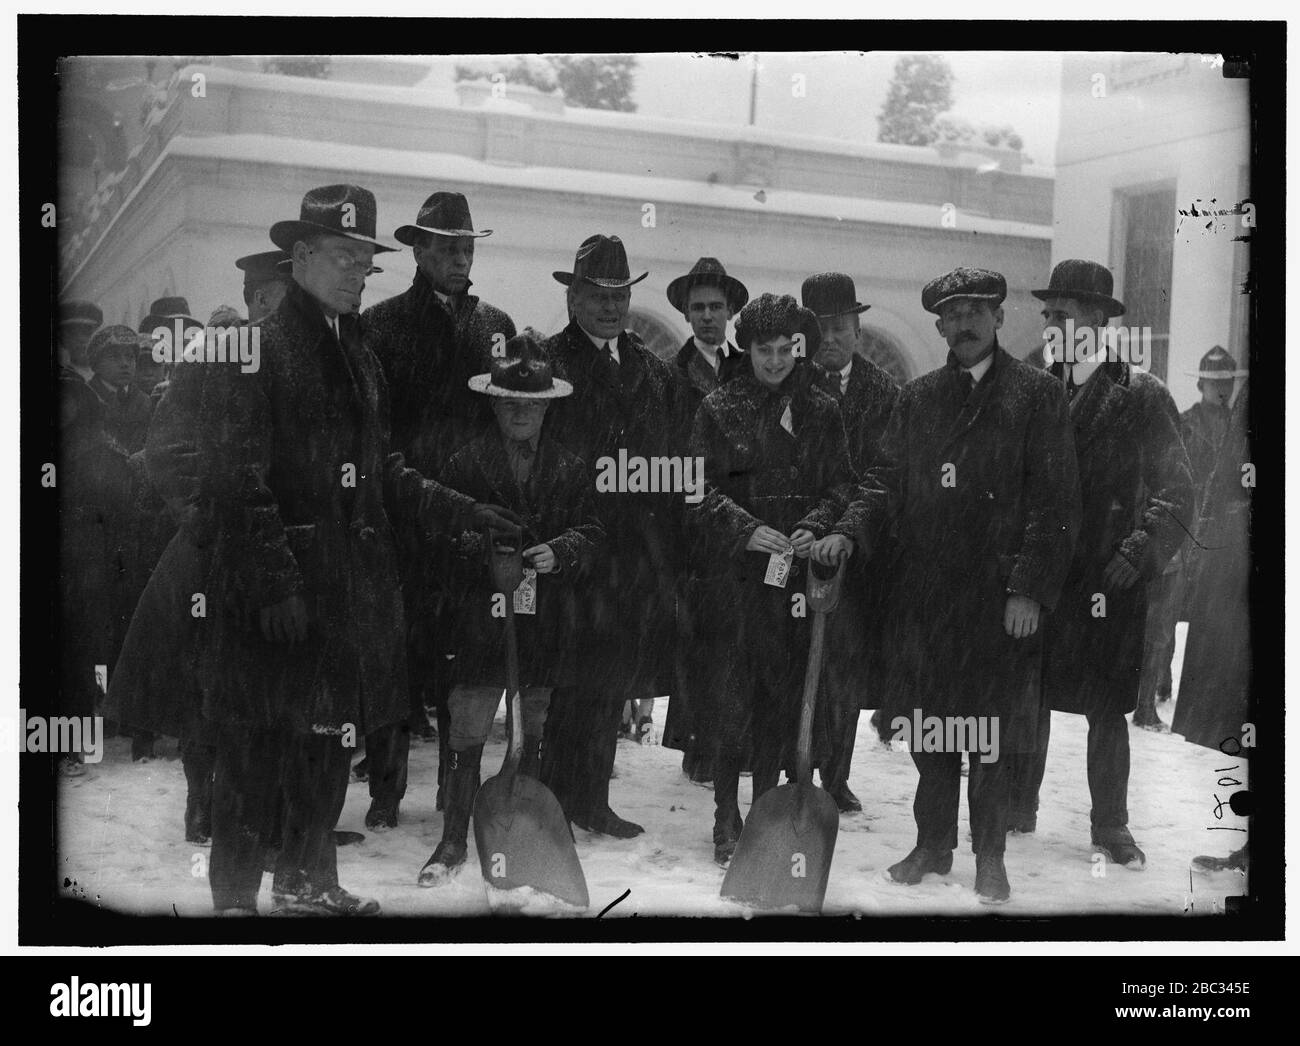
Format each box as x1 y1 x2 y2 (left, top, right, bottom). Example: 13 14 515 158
721 555 846 912
472 533 590 909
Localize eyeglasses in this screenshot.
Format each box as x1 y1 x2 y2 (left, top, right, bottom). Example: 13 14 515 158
309 246 380 276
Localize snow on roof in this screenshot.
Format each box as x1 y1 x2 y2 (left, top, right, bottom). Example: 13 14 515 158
168 133 1054 240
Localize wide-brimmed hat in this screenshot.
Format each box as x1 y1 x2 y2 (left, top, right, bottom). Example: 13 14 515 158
734 292 823 358
801 272 870 318
1031 259 1126 318
141 296 202 334
553 234 647 289
269 184 397 254
86 324 141 364
468 331 573 400
922 267 1007 314
666 257 749 313
59 299 103 330
235 250 292 284
394 192 493 246
1188 345 1249 380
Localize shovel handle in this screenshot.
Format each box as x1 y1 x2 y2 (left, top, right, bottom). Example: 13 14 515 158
795 557 845 784
485 526 525 768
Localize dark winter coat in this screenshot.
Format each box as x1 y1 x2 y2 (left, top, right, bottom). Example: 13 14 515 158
362 272 516 670
1174 383 1252 756
1180 400 1232 506
830 344 1081 754
686 364 858 764
543 320 694 699
439 431 605 690
89 375 155 454
674 337 748 410
189 278 479 735
1040 362 1194 716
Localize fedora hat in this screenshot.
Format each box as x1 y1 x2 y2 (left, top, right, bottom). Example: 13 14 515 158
553 234 647 289
1188 345 1249 380
801 272 870 318
468 331 573 400
235 250 292 284
922 267 1007 314
269 184 397 254
140 296 202 334
666 257 749 313
59 299 103 330
1031 259 1125 317
394 192 493 245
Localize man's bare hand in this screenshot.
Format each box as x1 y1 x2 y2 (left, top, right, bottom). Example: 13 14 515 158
811 534 854 566
522 543 557 574
1003 594 1041 639
746 525 790 555
260 594 309 645
789 528 815 559
1102 552 1141 591
470 503 524 538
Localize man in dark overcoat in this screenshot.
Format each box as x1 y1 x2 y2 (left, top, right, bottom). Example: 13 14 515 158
538 234 692 837
661 256 749 785
1007 260 1193 870
191 185 518 915
361 191 517 828
818 267 1080 903
802 272 899 813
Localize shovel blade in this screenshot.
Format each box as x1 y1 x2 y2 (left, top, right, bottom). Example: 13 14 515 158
721 783 839 912
473 771 590 909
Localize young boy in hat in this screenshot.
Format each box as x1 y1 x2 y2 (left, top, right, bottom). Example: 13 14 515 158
419 332 605 885
87 324 154 455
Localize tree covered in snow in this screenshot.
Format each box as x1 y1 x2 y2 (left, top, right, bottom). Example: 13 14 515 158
877 54 954 147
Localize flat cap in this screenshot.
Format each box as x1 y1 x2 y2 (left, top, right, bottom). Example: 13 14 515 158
921 267 1006 314
86 324 141 363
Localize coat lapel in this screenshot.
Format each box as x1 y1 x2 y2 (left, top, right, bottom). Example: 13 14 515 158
938 346 1004 456
1070 363 1130 455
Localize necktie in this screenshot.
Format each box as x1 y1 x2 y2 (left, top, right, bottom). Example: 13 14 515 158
959 371 975 402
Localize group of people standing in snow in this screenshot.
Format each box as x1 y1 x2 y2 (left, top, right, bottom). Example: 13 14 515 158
51 181 1254 914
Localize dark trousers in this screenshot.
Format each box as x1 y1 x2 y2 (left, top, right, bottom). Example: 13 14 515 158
540 685 623 822
1137 571 1180 715
912 749 1011 857
821 709 859 794
181 739 215 837
209 724 351 911
365 720 410 809
1008 708 1130 829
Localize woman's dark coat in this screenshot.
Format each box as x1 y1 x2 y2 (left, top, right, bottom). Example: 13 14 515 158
831 345 1081 754
439 430 605 690
1041 362 1194 716
686 364 858 766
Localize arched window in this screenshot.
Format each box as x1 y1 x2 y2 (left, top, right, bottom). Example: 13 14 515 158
626 308 685 362
861 326 913 385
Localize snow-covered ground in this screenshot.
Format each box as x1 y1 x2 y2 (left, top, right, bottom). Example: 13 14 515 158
57 625 1250 920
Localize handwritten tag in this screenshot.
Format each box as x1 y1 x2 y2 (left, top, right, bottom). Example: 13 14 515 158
513 568 538 615
764 547 793 588
779 402 794 435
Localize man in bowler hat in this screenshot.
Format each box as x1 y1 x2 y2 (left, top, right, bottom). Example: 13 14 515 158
185 185 520 915
818 266 1080 903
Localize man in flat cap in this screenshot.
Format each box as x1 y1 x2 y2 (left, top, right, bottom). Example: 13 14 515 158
1006 260 1192 871
661 257 749 786
802 272 900 813
538 233 692 838
178 185 519 916
361 191 517 830
817 266 1080 903
87 324 154 454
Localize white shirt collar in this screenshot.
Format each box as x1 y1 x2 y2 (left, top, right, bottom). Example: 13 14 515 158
98 376 121 394
581 325 619 363
837 357 854 393
963 353 993 384
693 336 720 371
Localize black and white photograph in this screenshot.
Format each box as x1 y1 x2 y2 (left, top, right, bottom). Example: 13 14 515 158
14 13 1283 961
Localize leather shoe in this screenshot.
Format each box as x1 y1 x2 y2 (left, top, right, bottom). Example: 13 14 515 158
574 806 644 838
1092 827 1146 870
886 846 953 885
272 885 380 916
365 800 398 830
1008 814 1037 834
975 853 1011 904
830 784 863 813
1192 845 1247 873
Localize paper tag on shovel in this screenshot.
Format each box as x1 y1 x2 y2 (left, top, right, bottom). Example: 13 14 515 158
513 568 538 615
763 547 794 589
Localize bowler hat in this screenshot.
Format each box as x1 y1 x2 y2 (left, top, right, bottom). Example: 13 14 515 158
235 250 292 284
394 192 493 245
269 184 397 254
86 324 141 364
141 296 202 334
468 331 573 400
59 299 103 330
922 267 1007 314
553 234 647 289
1031 259 1125 317
801 272 871 318
666 257 749 313
1188 345 1249 380
734 292 822 358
